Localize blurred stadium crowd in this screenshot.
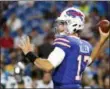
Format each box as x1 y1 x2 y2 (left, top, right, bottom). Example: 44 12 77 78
0 1 110 89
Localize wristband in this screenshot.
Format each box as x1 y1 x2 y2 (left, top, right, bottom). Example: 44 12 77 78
25 52 38 63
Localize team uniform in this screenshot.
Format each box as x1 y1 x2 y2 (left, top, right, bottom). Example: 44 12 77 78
19 7 93 89
47 35 93 88
18 6 107 89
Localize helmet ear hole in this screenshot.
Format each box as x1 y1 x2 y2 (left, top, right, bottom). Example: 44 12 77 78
79 25 81 27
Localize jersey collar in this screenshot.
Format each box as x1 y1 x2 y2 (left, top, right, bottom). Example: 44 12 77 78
69 35 80 39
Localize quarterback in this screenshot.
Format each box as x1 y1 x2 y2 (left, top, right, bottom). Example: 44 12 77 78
18 7 109 88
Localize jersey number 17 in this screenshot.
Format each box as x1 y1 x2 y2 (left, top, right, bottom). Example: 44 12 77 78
75 55 91 80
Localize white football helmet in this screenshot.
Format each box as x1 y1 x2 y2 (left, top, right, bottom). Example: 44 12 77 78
56 7 85 35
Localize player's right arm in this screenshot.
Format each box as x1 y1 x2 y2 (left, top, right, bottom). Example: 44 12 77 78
90 27 109 63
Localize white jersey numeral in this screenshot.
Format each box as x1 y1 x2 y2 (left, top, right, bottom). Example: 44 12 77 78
75 55 82 80
75 55 91 80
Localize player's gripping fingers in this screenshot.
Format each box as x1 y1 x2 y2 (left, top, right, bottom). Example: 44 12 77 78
99 27 109 42
99 27 109 37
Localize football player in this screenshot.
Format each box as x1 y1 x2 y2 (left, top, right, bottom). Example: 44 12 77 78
18 7 109 88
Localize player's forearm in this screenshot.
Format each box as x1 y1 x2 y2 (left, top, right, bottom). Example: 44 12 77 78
34 58 53 72
90 39 106 61
25 52 53 72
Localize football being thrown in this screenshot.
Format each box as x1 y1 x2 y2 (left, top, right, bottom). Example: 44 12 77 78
98 20 110 33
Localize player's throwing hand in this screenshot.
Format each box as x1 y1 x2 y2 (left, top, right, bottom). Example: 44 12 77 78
98 20 110 43
99 27 109 42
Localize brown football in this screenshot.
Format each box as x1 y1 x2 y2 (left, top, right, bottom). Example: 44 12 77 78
98 20 110 33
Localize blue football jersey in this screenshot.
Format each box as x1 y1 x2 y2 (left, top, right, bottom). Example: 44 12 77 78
52 35 93 86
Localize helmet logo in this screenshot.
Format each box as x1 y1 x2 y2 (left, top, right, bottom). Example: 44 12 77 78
66 10 83 21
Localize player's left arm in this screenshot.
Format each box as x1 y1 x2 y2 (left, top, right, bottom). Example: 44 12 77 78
34 47 65 72
18 36 65 72
33 58 54 72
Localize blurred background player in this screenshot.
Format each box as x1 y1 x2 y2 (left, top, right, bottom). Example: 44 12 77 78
18 7 109 88
36 72 53 88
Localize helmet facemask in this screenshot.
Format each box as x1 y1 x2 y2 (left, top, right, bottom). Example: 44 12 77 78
66 16 84 34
